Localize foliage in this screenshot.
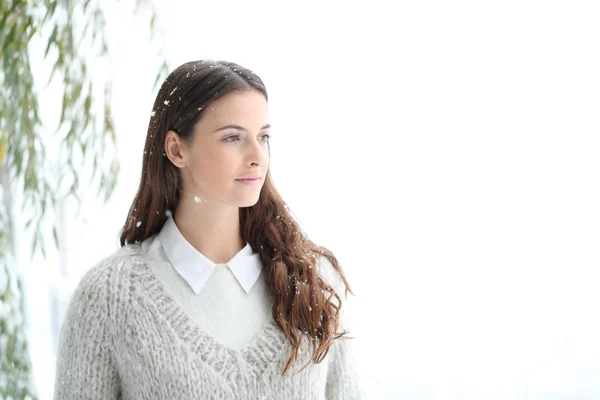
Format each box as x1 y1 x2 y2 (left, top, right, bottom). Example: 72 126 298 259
0 0 168 397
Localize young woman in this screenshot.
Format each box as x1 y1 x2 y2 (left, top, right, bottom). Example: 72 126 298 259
53 60 366 399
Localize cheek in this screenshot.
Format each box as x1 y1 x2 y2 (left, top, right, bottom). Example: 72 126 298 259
189 149 234 185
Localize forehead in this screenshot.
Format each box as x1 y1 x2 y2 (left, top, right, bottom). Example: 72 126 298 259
203 90 268 122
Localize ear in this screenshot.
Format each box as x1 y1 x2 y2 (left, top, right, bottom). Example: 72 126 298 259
164 130 187 168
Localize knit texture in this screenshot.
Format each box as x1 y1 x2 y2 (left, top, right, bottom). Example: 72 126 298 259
53 244 366 399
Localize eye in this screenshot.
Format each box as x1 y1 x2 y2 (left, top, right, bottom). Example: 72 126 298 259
223 135 238 142
223 134 271 143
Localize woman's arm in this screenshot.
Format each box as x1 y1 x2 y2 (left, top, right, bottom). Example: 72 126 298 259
53 261 121 400
325 336 367 400
318 256 368 399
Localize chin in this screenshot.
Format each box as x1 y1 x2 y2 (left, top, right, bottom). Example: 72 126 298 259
238 196 261 208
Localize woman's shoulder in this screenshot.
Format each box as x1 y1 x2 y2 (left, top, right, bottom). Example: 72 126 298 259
72 243 144 296
63 244 145 325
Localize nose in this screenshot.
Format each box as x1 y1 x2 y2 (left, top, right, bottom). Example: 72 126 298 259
246 138 269 165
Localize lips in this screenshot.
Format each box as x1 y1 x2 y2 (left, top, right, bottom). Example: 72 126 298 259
237 173 261 180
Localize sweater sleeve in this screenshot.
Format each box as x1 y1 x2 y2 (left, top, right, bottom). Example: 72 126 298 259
53 260 121 400
318 256 368 400
325 335 367 400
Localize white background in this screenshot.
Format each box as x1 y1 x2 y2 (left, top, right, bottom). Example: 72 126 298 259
14 0 600 399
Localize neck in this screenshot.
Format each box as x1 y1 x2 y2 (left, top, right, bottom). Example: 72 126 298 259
173 194 245 264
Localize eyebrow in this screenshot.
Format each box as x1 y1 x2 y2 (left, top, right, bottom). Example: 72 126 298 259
213 124 271 133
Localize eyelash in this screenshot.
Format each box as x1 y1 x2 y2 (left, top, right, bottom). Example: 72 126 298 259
223 134 271 143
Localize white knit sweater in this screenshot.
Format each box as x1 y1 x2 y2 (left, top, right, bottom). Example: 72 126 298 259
53 243 366 399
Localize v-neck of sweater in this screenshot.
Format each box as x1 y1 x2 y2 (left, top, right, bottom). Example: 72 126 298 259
142 233 274 350
122 244 294 378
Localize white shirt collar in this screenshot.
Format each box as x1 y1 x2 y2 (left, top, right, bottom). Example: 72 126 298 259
157 215 263 295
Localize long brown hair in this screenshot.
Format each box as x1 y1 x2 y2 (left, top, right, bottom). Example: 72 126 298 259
119 60 356 376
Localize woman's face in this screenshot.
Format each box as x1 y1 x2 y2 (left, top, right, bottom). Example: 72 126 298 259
172 89 271 208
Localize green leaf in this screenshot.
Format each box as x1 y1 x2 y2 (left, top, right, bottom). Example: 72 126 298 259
52 226 59 248
73 80 83 101
26 19 37 45
91 155 98 182
57 51 64 67
44 25 58 58
153 68 163 89
31 233 39 259
48 188 57 209
14 148 23 177
42 0 58 24
0 0 21 32
47 61 59 88
80 138 87 157
0 11 9 34
2 23 17 55
83 93 92 130
58 90 68 126
150 12 156 33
